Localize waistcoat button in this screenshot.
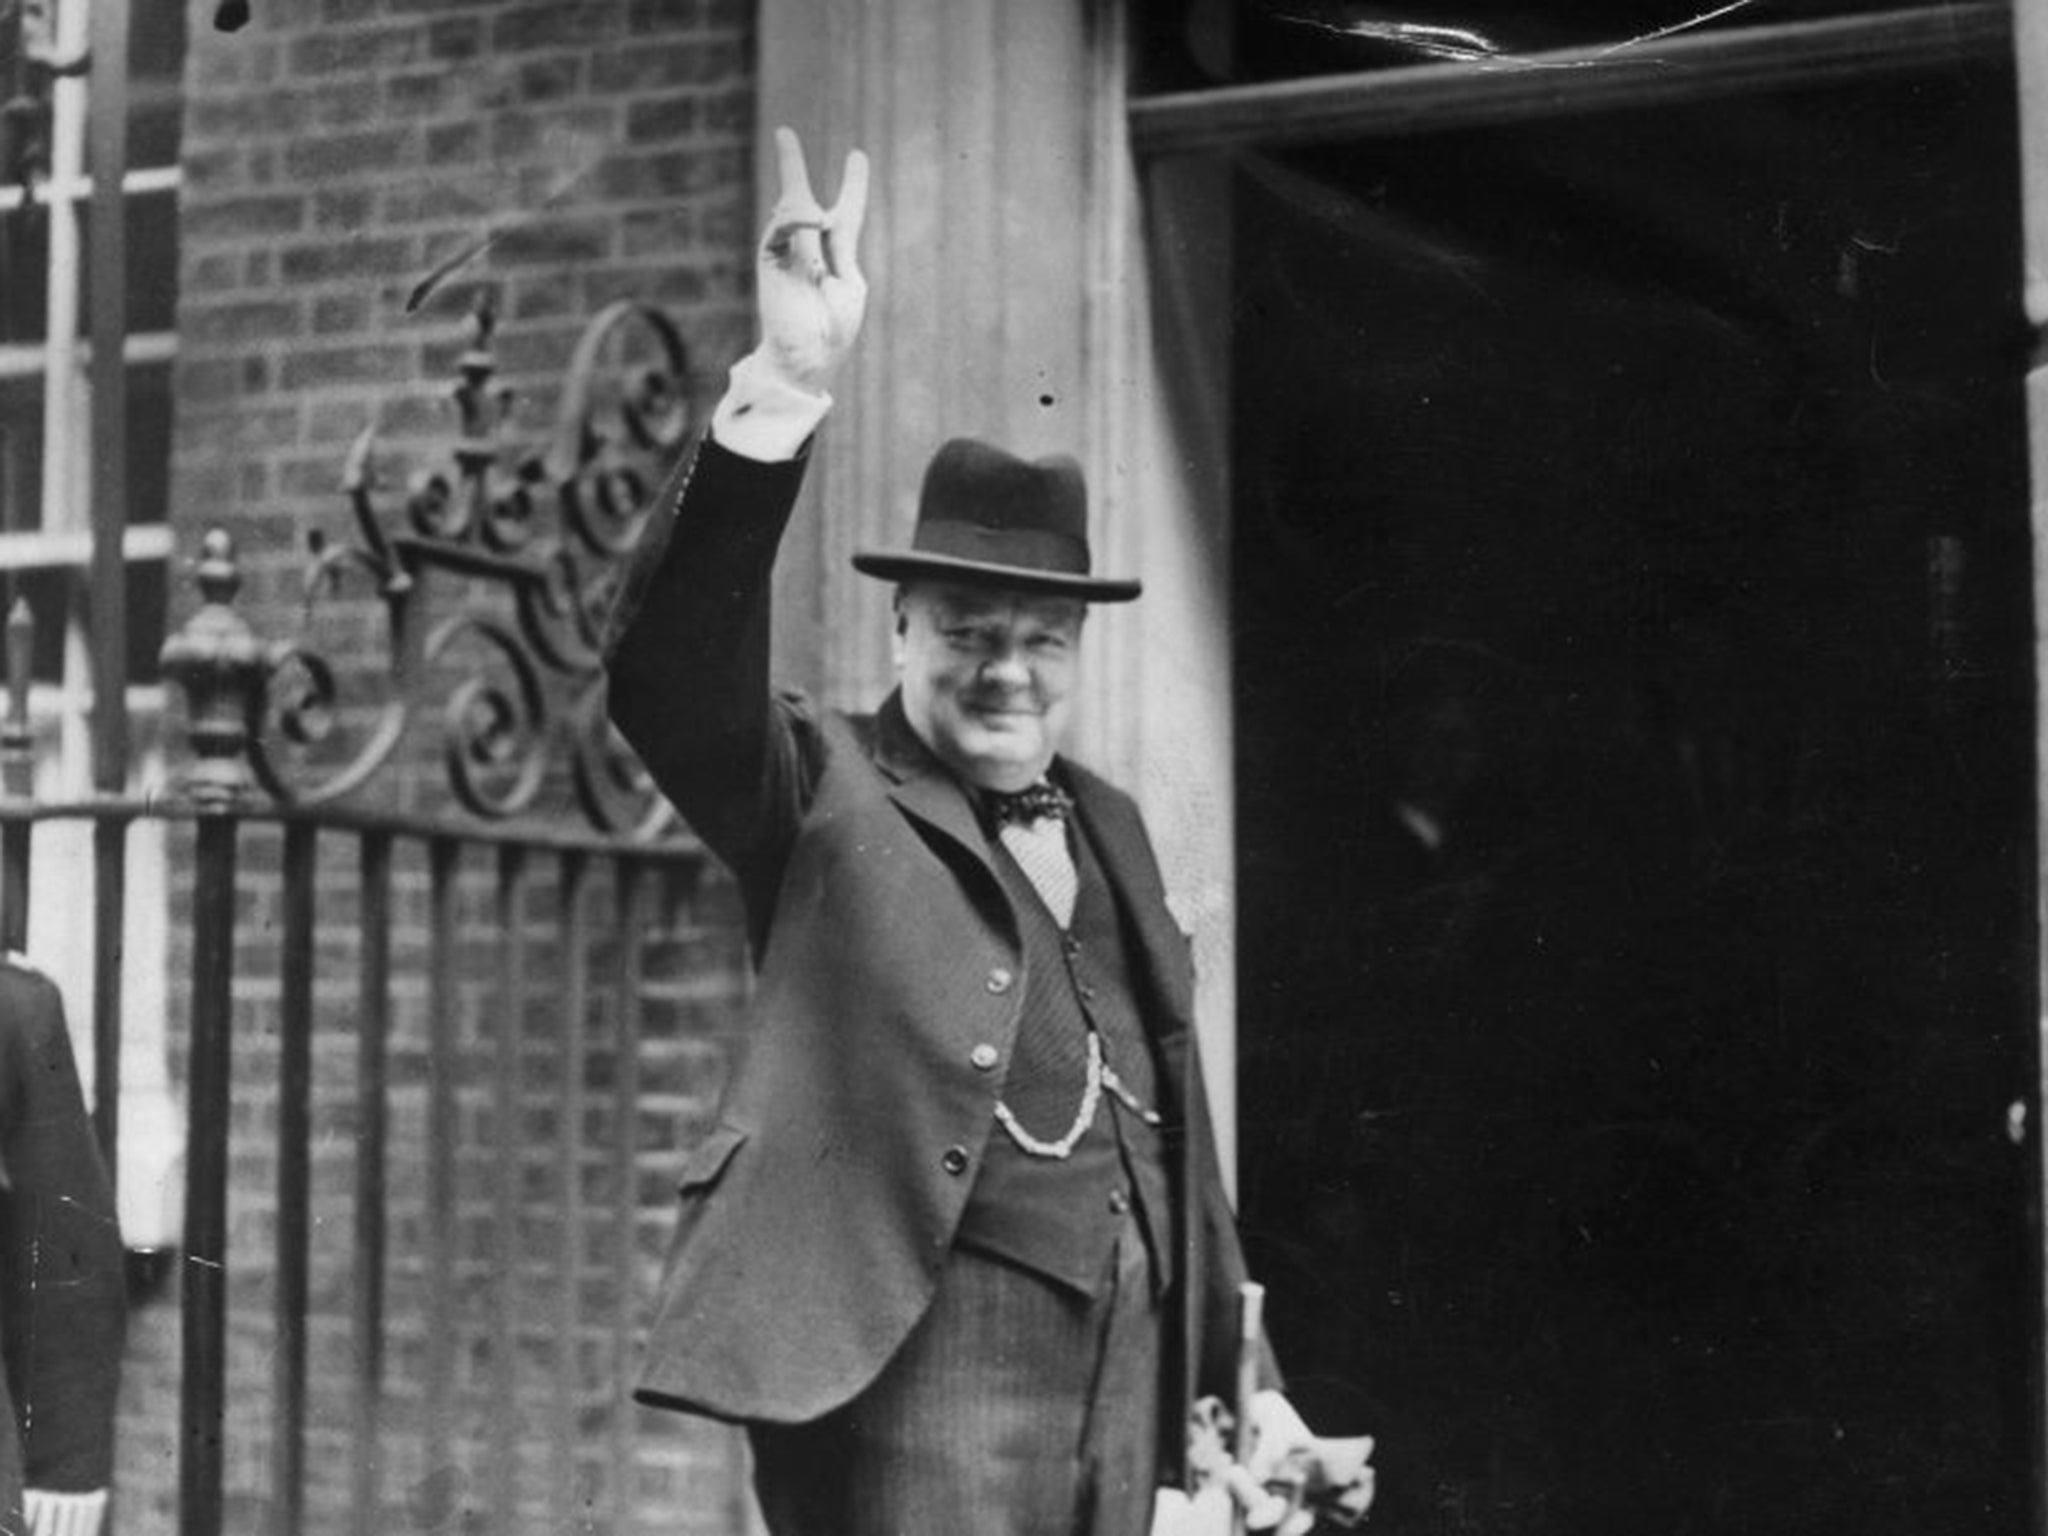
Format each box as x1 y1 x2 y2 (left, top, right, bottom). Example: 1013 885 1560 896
941 1146 971 1176
986 967 1014 994
970 1044 999 1071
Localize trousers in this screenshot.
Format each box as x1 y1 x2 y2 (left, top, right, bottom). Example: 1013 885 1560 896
750 1214 1163 1536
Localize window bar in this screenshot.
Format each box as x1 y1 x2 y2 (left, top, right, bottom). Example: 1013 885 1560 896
0 599 32 960
39 0 86 535
85 0 130 790
350 829 393 1536
609 858 648 1536
423 836 460 1502
488 843 530 1534
274 821 318 1536
554 849 590 1535
179 812 239 1536
90 815 126 1172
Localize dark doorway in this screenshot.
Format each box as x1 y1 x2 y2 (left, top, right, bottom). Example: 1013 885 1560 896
1232 60 2037 1536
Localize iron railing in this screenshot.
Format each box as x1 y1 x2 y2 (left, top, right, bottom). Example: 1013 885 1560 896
0 299 748 1536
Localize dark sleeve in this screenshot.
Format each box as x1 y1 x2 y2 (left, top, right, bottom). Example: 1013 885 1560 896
0 970 124 1492
603 435 826 920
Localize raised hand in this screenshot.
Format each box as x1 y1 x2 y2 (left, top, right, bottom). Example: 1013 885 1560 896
755 126 870 393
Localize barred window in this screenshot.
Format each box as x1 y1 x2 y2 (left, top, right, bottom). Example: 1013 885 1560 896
0 0 184 1248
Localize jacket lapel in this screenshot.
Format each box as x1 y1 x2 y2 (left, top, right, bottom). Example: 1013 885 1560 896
870 692 1002 884
1065 767 1196 1042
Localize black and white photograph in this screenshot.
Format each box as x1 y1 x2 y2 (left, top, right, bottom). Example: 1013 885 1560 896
0 0 2037 1532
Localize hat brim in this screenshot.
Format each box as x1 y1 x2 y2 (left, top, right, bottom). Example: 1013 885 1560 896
852 549 1141 603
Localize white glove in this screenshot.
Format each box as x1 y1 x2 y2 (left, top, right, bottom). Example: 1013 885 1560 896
713 126 870 461
23 1488 108 1536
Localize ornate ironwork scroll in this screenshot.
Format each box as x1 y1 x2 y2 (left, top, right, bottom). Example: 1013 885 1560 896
166 297 696 838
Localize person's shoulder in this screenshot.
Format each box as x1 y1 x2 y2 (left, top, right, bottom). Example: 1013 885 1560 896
0 959 61 1087
0 957 60 1015
1057 758 1151 831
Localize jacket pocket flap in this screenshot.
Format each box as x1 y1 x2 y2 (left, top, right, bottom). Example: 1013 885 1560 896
677 1124 747 1193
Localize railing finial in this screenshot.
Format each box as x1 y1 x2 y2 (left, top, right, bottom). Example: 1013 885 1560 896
160 529 270 810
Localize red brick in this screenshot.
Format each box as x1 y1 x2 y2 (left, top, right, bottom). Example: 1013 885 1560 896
384 70 452 118
304 80 385 131
182 193 309 243
512 54 586 103
279 342 415 390
252 0 322 24
492 2 626 55
584 262 709 312
382 174 504 226
620 206 694 258
508 270 582 321
624 93 698 143
180 250 248 296
187 91 308 138
184 298 305 345
312 188 378 230
280 236 416 284
176 356 247 403
488 104 620 162
426 120 488 166
176 403 304 453
627 0 707 30
488 216 612 268
288 25 426 76
314 293 373 335
591 38 747 94
698 193 751 248
180 144 246 192
284 128 418 184
592 152 704 204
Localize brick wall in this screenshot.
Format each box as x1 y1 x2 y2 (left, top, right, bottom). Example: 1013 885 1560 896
124 3 765 1532
171 0 755 612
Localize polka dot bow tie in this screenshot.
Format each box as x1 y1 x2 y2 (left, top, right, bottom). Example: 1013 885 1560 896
986 781 1073 825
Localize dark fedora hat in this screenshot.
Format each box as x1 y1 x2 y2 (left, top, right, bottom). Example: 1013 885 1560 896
851 438 1141 602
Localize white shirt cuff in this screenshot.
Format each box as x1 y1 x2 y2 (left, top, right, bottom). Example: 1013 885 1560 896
24 1488 108 1536
709 351 832 463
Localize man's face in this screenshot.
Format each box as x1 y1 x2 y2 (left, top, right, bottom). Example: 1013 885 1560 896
894 581 1087 791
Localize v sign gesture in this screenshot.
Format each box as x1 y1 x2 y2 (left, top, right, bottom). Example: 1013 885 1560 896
756 126 870 395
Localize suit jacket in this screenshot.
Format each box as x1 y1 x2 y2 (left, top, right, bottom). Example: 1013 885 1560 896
0 961 124 1520
604 437 1259 1428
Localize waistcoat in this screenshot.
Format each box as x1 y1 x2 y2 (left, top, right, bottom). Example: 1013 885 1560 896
953 813 1175 1295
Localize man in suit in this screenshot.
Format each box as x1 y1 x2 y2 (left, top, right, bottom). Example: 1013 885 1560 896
605 129 1358 1536
0 959 125 1536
